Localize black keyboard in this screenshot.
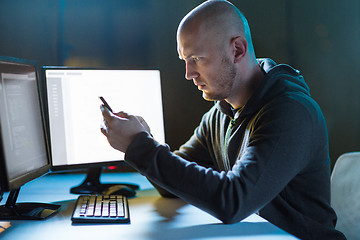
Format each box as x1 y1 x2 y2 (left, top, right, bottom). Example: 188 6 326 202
71 194 130 223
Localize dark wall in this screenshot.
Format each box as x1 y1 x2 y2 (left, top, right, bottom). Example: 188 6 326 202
1 0 359 169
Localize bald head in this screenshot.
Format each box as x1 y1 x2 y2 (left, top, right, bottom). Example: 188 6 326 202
177 0 255 61
176 1 263 108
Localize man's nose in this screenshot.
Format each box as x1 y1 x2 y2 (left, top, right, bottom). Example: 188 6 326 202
185 62 199 80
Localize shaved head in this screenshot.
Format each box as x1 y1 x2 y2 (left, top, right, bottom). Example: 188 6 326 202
177 0 255 62
177 0 263 108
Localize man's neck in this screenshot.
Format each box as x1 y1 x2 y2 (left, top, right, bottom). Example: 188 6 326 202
226 64 264 109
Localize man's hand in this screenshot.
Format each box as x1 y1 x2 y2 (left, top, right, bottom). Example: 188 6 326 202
100 105 149 153
136 115 151 133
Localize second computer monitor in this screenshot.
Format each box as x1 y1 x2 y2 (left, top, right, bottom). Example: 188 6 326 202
0 56 60 220
43 67 165 170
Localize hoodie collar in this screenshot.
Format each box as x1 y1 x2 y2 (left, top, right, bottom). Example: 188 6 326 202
216 58 310 119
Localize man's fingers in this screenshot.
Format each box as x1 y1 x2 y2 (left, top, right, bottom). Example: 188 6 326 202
100 125 107 136
99 108 145 153
100 104 113 123
115 111 130 119
100 120 108 136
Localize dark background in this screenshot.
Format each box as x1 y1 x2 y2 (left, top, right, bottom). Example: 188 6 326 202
1 0 359 170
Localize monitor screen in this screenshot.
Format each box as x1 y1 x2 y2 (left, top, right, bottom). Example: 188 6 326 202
42 68 165 170
0 56 59 220
0 57 50 192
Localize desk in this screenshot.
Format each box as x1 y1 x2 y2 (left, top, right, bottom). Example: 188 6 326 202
0 172 298 240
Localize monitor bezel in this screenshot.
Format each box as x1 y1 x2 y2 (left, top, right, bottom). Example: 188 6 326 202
0 56 51 192
40 66 164 172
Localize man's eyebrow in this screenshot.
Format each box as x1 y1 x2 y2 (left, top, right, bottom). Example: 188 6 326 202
178 54 196 61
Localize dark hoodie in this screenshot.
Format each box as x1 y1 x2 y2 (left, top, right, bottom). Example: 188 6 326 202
125 59 346 239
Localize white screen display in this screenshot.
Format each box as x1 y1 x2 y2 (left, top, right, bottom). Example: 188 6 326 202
45 69 165 167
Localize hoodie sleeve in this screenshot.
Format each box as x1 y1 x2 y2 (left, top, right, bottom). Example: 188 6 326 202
124 94 322 224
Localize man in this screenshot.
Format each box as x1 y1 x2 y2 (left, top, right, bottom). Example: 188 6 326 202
101 1 345 239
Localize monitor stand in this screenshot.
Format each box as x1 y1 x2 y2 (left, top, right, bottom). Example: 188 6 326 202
70 167 139 197
0 188 61 220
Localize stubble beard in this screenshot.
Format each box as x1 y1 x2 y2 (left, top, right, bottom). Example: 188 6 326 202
202 55 237 102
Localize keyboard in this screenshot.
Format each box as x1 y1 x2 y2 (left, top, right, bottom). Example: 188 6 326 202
71 194 130 223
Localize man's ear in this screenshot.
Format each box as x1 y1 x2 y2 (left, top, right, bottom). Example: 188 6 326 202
231 36 247 63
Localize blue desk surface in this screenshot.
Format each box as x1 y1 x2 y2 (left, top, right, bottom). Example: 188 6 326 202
0 172 298 240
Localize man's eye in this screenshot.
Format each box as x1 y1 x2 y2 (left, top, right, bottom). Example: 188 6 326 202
192 57 200 62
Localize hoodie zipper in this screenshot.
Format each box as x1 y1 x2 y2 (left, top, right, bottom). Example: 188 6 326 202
224 118 236 171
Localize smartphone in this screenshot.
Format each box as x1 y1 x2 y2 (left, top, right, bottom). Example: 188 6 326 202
99 96 113 113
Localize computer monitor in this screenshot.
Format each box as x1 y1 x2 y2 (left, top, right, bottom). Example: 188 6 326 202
41 67 165 195
0 56 60 220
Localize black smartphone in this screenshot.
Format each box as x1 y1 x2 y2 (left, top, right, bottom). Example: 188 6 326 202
99 96 113 113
